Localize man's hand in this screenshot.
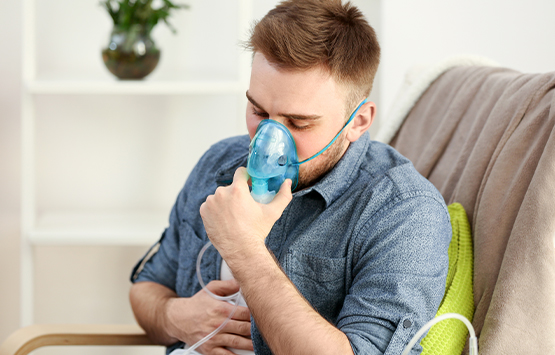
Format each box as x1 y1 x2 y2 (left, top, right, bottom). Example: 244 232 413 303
164 279 253 354
199 167 292 266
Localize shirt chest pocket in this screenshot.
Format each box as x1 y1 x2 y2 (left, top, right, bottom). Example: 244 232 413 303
285 250 347 324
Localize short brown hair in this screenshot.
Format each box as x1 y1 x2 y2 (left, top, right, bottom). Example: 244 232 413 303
245 0 380 115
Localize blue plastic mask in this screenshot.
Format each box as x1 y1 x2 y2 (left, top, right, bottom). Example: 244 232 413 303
247 99 367 203
247 120 299 203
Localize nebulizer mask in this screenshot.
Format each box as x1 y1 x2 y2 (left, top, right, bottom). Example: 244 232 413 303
247 119 300 203
247 98 367 203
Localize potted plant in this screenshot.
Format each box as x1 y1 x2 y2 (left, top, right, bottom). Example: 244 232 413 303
101 0 189 80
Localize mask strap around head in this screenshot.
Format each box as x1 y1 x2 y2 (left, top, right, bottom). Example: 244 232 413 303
295 98 367 165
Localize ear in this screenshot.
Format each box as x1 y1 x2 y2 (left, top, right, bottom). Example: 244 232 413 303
346 101 376 143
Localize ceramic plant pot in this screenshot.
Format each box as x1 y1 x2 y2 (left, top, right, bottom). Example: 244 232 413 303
102 26 160 80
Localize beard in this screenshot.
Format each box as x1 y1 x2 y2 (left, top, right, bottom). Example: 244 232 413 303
295 132 349 191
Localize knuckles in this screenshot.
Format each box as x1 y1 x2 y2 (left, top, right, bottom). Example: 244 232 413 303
236 307 251 321
229 335 242 349
213 302 231 318
214 186 226 198
239 321 252 336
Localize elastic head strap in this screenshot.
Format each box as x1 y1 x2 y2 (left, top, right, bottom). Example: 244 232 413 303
296 98 367 165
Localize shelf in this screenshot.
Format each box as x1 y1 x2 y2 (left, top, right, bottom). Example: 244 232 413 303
29 211 168 246
25 79 246 95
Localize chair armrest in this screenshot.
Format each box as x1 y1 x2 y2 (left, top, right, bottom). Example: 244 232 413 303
0 324 158 355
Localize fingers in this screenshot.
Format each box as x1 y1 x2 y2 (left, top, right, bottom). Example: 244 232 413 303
211 332 255 352
224 319 252 337
203 347 237 355
232 167 250 192
200 342 247 355
231 304 251 322
205 279 240 296
197 315 253 354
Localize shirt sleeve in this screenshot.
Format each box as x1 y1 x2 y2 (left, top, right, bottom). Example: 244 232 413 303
337 193 451 355
130 187 185 291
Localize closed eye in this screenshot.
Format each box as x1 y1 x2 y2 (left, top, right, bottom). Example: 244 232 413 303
250 102 310 131
252 106 269 118
287 119 310 131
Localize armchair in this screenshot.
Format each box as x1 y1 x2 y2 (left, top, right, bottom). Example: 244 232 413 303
377 56 555 354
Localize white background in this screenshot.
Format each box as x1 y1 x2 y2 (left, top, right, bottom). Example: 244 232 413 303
1 1 554 354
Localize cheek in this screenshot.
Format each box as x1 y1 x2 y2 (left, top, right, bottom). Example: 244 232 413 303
246 114 261 140
293 133 324 161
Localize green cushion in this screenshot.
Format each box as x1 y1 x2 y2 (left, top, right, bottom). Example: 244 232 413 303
420 203 475 355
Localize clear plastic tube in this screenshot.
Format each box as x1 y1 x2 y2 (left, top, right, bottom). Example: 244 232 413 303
176 241 241 355
196 241 241 301
400 313 478 355
178 299 239 355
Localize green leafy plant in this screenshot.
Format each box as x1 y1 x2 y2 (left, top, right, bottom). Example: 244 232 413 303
101 0 189 35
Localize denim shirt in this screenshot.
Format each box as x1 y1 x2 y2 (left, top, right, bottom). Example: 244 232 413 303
131 132 451 355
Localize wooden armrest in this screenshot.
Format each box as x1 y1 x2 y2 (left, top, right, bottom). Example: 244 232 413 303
0 324 158 355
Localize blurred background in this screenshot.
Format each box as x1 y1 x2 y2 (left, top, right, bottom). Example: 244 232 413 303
0 0 554 354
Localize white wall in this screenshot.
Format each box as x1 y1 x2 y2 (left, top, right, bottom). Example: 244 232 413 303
380 0 555 121
0 0 23 347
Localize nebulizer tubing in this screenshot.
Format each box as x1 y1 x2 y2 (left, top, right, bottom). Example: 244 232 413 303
400 313 479 355
178 241 241 355
294 98 367 165
196 241 241 302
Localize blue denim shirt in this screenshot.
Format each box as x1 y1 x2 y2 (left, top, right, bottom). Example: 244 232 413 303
131 132 451 355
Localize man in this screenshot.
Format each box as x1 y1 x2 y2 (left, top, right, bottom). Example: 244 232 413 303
129 1 451 354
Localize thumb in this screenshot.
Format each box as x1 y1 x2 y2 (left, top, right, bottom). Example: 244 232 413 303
268 179 293 212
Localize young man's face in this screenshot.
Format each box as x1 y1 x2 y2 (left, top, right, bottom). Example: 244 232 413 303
246 52 352 189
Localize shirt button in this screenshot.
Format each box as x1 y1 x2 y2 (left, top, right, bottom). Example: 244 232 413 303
403 319 412 328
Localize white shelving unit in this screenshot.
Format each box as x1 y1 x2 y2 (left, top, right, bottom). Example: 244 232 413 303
21 0 254 326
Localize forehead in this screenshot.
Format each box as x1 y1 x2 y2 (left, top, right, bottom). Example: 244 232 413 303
249 52 348 118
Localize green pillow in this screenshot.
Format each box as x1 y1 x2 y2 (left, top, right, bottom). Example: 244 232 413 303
420 203 475 355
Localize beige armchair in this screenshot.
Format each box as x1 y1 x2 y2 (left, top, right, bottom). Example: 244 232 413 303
379 57 555 354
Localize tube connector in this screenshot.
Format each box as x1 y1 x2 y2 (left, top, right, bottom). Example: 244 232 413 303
251 178 276 204
400 313 478 355
469 335 479 355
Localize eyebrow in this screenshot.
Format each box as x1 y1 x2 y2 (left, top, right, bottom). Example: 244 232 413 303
246 91 322 121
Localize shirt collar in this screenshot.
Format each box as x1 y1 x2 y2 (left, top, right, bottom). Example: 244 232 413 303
301 132 370 207
214 150 248 186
